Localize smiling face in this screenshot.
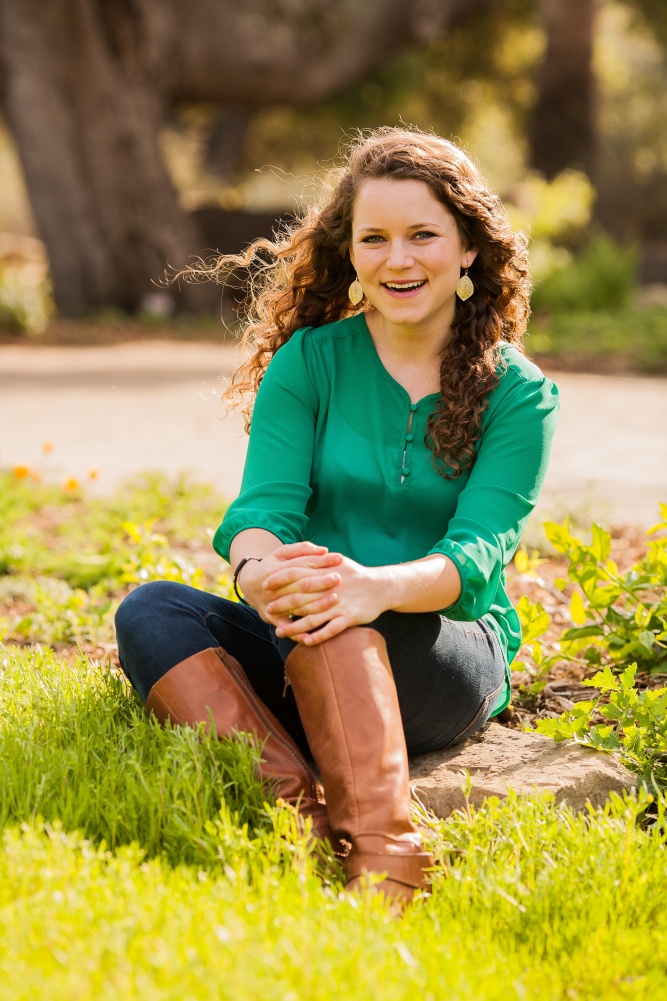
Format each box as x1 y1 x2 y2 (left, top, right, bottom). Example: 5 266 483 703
349 177 477 341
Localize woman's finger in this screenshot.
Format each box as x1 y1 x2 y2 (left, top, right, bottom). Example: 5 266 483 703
267 591 339 618
263 569 342 593
275 542 328 560
294 616 350 645
274 551 343 574
274 607 337 638
274 544 342 567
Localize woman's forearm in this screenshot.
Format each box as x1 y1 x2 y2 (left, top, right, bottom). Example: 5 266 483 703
229 528 285 572
229 528 286 600
379 553 462 614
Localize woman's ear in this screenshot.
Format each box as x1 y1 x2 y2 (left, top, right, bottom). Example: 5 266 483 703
349 247 355 270
463 247 478 269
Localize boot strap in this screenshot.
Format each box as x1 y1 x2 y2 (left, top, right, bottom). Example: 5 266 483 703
346 851 433 889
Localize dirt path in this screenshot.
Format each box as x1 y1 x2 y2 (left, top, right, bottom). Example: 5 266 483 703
2 340 666 528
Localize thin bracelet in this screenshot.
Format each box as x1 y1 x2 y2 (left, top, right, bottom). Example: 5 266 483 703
232 556 262 605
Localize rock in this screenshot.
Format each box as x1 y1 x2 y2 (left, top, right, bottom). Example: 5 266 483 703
409 722 636 818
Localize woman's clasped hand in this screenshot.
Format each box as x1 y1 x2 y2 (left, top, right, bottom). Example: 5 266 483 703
239 540 393 644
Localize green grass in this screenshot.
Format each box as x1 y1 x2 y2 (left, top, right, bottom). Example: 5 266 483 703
0 647 273 864
3 472 667 998
0 471 233 646
2 647 667 999
0 469 226 585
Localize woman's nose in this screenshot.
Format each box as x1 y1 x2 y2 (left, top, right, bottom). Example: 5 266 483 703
386 239 415 270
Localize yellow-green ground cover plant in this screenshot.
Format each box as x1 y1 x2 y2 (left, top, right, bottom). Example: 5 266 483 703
2 470 667 999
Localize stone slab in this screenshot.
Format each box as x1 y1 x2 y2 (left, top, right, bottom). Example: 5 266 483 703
409 722 636 817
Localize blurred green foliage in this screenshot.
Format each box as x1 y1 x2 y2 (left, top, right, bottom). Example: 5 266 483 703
528 307 667 372
1 0 667 371
531 235 639 312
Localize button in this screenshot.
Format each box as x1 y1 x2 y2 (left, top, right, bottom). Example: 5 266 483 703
402 467 410 476
405 433 414 442
410 403 419 412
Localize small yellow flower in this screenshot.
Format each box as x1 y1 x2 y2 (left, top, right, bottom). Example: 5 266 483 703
13 465 31 480
62 477 80 493
87 467 100 481
42 440 54 455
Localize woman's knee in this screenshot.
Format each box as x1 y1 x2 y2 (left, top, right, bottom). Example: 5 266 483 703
115 580 174 624
115 580 186 645
116 581 219 700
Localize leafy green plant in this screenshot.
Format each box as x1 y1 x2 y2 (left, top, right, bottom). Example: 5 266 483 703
512 593 554 700
532 663 667 792
513 505 667 690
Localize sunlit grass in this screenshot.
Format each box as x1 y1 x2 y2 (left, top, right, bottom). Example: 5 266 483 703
2 472 667 997
1 646 667 999
0 646 274 864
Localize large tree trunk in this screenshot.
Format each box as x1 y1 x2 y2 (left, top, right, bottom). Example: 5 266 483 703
0 0 213 316
529 0 597 179
0 0 475 316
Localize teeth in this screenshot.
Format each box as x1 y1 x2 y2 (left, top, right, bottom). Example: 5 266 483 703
384 281 425 290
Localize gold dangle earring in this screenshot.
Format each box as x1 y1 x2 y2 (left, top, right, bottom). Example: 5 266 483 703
456 268 474 302
348 275 364 306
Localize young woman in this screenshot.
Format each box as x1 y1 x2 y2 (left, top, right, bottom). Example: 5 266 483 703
115 127 560 904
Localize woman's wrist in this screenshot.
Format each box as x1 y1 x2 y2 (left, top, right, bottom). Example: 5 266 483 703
369 565 400 616
377 555 461 614
235 557 268 606
233 556 263 604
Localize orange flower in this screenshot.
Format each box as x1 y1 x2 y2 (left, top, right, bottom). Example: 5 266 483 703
13 465 31 480
62 477 80 493
42 440 54 455
87 467 100 481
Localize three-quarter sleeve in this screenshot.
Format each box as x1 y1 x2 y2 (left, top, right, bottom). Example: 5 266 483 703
213 328 318 562
429 364 560 621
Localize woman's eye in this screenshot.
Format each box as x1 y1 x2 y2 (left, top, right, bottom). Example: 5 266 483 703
414 231 436 240
361 235 385 243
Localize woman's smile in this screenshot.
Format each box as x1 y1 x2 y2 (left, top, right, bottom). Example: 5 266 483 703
381 279 427 297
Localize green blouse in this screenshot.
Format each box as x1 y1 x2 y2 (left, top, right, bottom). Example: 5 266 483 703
214 313 560 715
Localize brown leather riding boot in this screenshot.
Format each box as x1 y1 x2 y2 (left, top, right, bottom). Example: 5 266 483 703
145 646 337 848
284 628 433 904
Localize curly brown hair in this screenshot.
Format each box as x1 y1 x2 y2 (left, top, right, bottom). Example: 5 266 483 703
186 126 531 477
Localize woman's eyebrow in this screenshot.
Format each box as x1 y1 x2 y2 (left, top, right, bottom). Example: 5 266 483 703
356 222 442 233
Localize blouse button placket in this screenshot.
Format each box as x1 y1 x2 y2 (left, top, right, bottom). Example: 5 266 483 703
400 402 419 484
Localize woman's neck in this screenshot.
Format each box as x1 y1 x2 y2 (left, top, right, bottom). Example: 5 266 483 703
365 308 451 366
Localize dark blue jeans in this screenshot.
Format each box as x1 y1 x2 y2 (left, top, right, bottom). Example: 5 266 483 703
115 580 506 758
